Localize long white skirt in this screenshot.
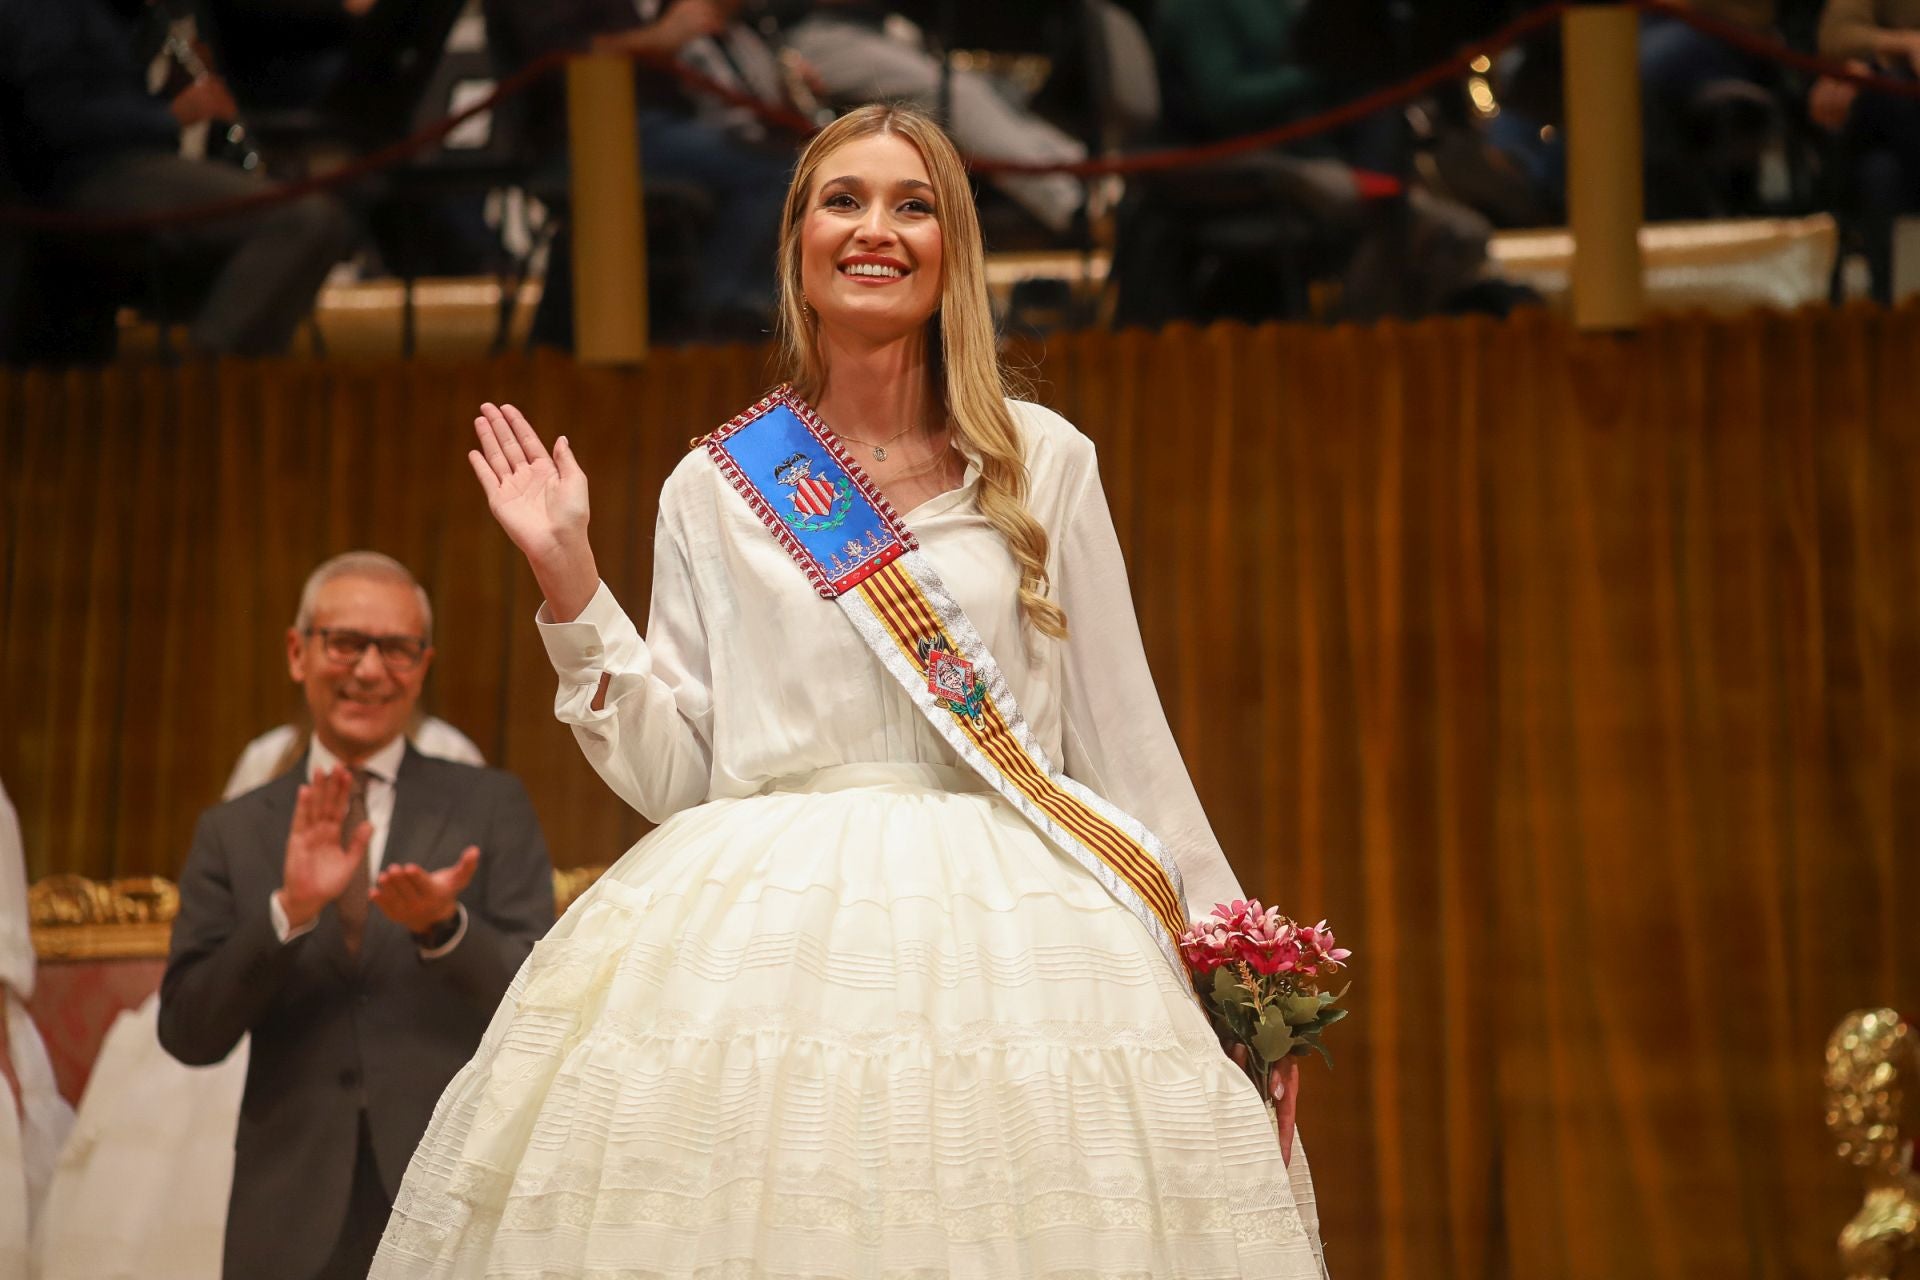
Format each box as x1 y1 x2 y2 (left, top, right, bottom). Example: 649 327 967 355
372 764 1327 1279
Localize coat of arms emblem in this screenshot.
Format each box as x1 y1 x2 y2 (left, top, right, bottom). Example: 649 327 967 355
917 634 986 723
773 452 853 532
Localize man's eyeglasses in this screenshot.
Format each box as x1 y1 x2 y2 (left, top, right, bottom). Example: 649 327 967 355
304 627 430 671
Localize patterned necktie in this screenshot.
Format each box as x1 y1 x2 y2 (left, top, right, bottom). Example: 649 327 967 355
338 767 370 957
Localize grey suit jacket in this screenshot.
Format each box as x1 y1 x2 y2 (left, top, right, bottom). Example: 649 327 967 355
159 746 555 1280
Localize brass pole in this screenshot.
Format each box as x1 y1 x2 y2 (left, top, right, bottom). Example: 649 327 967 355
565 55 648 363
1562 4 1645 330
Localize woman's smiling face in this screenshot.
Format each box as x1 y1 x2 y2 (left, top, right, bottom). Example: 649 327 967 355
799 131 945 343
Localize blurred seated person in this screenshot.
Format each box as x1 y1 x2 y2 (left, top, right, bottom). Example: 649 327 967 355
1813 0 1920 301
0 0 352 357
1629 0 1781 218
1486 0 1782 220
1152 0 1493 320
225 714 485 799
198 0 375 115
484 0 793 338
779 1 1089 237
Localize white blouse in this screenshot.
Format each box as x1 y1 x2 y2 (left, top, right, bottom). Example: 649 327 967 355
537 399 1246 920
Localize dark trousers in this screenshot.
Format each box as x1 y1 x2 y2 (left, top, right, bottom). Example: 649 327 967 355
635 109 789 319
310 1113 392 1280
1485 14 1770 220
1844 71 1920 303
59 150 352 356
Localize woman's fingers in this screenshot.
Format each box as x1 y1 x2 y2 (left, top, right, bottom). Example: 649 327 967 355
474 409 514 480
467 448 499 495
500 404 551 466
484 403 530 469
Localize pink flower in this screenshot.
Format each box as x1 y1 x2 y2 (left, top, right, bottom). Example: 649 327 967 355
1187 902 1349 986
1179 916 1238 974
1235 913 1303 975
1298 920 1352 973
1209 899 1259 934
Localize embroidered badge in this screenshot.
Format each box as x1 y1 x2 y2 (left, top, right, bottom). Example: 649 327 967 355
828 530 894 580
773 451 854 533
918 635 985 723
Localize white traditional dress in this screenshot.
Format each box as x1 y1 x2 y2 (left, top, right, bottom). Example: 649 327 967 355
2 778 75 1278
372 400 1327 1278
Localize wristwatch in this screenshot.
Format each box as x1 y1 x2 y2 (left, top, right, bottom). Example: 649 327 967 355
412 910 461 951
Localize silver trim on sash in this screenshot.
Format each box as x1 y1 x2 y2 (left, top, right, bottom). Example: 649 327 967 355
841 551 1192 989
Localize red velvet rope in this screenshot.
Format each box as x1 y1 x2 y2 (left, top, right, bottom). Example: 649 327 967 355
6 0 1917 234
1641 0 1920 96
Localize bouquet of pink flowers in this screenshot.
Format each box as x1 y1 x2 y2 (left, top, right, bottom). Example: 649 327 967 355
1180 900 1351 1160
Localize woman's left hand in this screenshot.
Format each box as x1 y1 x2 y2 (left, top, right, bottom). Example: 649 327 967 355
1272 1057 1300 1167
1227 1042 1301 1165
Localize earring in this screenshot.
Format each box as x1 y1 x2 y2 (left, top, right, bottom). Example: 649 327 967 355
800 298 813 319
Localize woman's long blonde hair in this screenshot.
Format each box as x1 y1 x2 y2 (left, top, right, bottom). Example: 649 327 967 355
774 104 1068 639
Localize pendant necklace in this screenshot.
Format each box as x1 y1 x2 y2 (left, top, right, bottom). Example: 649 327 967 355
835 420 920 461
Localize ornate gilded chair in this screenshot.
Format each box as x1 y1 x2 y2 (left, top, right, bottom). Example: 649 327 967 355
27 866 606 1104
1828 1009 1920 1280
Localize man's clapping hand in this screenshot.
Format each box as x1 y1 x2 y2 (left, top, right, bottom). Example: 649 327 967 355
276 766 371 930
372 847 480 934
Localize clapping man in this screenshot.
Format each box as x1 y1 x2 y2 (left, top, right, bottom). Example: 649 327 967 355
159 551 554 1280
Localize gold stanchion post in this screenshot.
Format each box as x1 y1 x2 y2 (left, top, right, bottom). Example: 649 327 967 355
1562 3 1646 330
565 54 648 364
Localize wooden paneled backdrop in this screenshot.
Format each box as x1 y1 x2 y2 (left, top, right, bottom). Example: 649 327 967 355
6 309 1919 1279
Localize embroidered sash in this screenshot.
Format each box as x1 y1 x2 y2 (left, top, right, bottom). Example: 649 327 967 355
705 387 1194 983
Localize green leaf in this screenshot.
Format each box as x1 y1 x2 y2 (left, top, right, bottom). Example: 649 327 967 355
1211 967 1256 1010
1280 993 1323 1026
1316 1007 1350 1028
1252 1019 1297 1063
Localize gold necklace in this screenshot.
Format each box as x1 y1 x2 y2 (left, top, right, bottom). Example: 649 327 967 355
883 435 957 484
833 420 920 462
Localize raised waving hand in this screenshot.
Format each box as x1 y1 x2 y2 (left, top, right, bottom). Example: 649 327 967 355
468 402 601 621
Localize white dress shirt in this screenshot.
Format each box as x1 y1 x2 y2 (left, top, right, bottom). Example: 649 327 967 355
221 716 485 801
268 735 467 957
533 399 1249 918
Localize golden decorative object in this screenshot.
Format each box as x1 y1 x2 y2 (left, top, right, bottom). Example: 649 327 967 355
29 875 181 960
30 874 179 926
30 867 610 962
1828 1009 1920 1280
552 864 607 915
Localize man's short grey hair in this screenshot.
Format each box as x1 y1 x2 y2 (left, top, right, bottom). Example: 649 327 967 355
293 551 434 642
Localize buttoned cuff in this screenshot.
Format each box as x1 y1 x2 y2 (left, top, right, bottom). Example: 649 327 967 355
269 891 318 944
416 903 469 959
536 580 645 687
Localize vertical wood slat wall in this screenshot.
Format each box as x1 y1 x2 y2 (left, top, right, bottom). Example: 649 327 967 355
6 308 1916 1279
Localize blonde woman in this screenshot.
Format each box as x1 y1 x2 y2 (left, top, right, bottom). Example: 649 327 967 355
372 105 1327 1278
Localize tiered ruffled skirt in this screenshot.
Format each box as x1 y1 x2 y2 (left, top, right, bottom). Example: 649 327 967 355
371 764 1327 1279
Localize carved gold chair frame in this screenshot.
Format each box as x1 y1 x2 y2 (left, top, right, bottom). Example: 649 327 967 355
1830 1010 1920 1280
29 868 608 962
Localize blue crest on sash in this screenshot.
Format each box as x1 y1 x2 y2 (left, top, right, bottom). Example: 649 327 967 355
705 392 912 598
